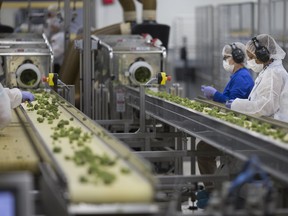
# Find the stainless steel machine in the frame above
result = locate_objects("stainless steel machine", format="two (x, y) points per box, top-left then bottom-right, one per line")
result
(0, 33), (161, 215)
(75, 34), (167, 120)
(1, 29), (287, 215)
(73, 33), (288, 216)
(0, 33), (53, 88)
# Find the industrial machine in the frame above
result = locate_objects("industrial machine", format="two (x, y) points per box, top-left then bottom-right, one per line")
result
(1, 27), (288, 215)
(0, 33), (75, 104)
(0, 33), (160, 215)
(0, 33), (53, 88)
(74, 33), (288, 215)
(75, 34), (167, 121)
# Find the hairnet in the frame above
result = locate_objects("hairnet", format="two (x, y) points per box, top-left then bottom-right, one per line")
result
(221, 42), (247, 63)
(47, 4), (58, 17)
(246, 34), (286, 60)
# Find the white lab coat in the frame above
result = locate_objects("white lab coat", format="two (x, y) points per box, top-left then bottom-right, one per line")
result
(274, 81), (288, 122)
(231, 60), (288, 122)
(0, 84), (12, 129)
(0, 84), (22, 129)
(5, 88), (22, 109)
(51, 31), (65, 65)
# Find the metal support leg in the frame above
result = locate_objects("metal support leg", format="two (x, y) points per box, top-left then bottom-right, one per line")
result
(139, 85), (146, 133)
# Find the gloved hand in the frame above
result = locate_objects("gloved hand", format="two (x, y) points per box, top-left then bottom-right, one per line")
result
(225, 99), (234, 109)
(21, 91), (35, 102)
(201, 85), (217, 99)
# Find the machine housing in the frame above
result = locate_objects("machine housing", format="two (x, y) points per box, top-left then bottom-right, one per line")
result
(76, 34), (167, 120)
(0, 33), (53, 89)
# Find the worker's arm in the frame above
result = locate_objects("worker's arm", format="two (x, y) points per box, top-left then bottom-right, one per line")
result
(0, 83), (12, 129)
(4, 88), (22, 109)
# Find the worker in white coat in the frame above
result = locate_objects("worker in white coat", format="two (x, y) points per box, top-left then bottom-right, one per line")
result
(226, 34), (288, 123)
(44, 4), (64, 74)
(50, 17), (64, 73)
(47, 14), (64, 74)
(0, 83), (34, 129)
(44, 4), (58, 40)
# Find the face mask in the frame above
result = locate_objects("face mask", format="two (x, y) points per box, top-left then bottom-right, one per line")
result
(223, 60), (234, 73)
(247, 59), (264, 73)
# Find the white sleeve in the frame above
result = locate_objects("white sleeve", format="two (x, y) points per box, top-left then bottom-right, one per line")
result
(231, 68), (282, 117)
(274, 78), (288, 123)
(4, 88), (22, 109)
(51, 32), (64, 64)
(0, 84), (12, 129)
(231, 98), (266, 117)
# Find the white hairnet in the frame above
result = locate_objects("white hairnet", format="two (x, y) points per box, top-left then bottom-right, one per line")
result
(47, 4), (58, 16)
(221, 42), (247, 63)
(246, 34), (286, 60)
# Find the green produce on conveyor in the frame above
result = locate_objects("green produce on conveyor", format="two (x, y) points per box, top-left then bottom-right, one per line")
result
(146, 90), (288, 143)
(26, 91), (130, 186)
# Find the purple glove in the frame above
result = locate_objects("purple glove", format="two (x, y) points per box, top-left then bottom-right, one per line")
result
(201, 85), (217, 99)
(21, 91), (35, 102)
(225, 99), (234, 109)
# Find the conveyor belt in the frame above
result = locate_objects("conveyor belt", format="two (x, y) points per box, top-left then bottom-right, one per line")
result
(126, 86), (288, 184)
(19, 90), (156, 204)
(195, 96), (288, 129)
(0, 108), (39, 173)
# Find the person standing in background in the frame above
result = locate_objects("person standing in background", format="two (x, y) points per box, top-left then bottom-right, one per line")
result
(49, 18), (65, 74)
(45, 4), (59, 39)
(44, 4), (64, 74)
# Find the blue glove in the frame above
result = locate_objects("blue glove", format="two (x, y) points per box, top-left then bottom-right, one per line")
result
(21, 91), (35, 102)
(225, 99), (234, 109)
(201, 85), (217, 99)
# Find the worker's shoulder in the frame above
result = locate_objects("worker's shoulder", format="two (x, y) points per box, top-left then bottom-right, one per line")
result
(235, 67), (252, 77)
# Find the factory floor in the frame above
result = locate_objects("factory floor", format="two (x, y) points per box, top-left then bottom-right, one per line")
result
(181, 203), (205, 214)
